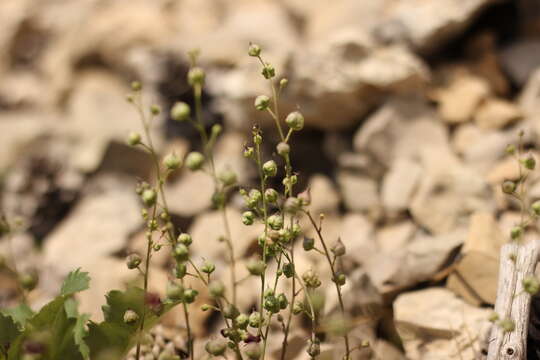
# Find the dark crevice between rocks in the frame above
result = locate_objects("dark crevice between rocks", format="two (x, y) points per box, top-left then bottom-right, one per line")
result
(9, 19), (49, 70)
(528, 293), (540, 359)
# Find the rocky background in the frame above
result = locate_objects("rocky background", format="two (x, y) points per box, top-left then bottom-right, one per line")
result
(1, 0), (540, 359)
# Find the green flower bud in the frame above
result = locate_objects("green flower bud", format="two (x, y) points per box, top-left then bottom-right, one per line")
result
(212, 190), (226, 209)
(246, 258), (266, 276)
(244, 342), (262, 360)
(249, 311), (262, 328)
(532, 201), (540, 216)
(235, 313), (249, 329)
(277, 293), (288, 310)
(205, 338), (227, 356)
(248, 189), (262, 206)
(264, 287), (275, 298)
(131, 81), (142, 91)
(209, 280), (225, 298)
(127, 132), (141, 146)
(253, 134), (262, 145)
(261, 63), (275, 79)
(524, 155), (536, 170)
(126, 253), (142, 269)
(262, 160), (277, 177)
(171, 102), (190, 121)
(153, 243), (162, 251)
(201, 260), (215, 274)
(303, 237), (315, 251)
(242, 211), (255, 226)
(506, 144), (516, 155)
(223, 304), (240, 319)
(211, 124), (222, 137)
(276, 142), (290, 157)
(150, 105), (161, 115)
(488, 312), (499, 323)
(183, 288), (198, 304)
(123, 309), (139, 324)
(302, 269), (321, 289)
(244, 147), (254, 158)
(502, 180), (517, 194)
(188, 67), (205, 86)
(248, 43), (261, 57)
(267, 214), (284, 230)
(264, 295), (280, 313)
(285, 111), (304, 131)
(523, 276), (540, 295)
(177, 233), (192, 246)
(291, 223), (301, 237)
(141, 189), (157, 207)
(147, 219), (158, 230)
(331, 239), (346, 257)
(264, 188), (278, 203)
(173, 243), (189, 262)
(201, 304), (210, 311)
(279, 78), (288, 88)
(510, 226), (523, 240)
(218, 169), (237, 186)
(19, 271), (38, 291)
(254, 95), (270, 111)
(185, 151), (205, 171)
(166, 282), (184, 300)
(163, 153), (181, 170)
(174, 262), (187, 279)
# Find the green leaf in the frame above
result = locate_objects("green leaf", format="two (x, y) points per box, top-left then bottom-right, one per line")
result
(0, 313), (20, 354)
(0, 304), (33, 329)
(74, 314), (90, 360)
(60, 268), (90, 297)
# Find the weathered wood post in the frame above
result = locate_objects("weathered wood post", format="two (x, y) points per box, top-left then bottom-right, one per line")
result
(487, 240), (540, 359)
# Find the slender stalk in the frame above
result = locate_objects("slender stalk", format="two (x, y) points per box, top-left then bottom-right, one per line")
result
(305, 210), (351, 358)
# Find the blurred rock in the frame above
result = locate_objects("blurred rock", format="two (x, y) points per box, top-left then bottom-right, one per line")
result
(394, 287), (491, 360)
(307, 174), (340, 216)
(376, 220), (416, 253)
(165, 171), (214, 217)
(474, 97), (522, 130)
(337, 172), (379, 213)
(434, 73), (490, 124)
(500, 40), (540, 86)
(43, 175), (140, 273)
(381, 158), (422, 213)
(446, 212), (504, 305)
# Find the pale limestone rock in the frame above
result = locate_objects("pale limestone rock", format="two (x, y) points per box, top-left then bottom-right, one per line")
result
(307, 174), (341, 216)
(474, 98), (522, 130)
(337, 172), (379, 212)
(376, 220), (416, 253)
(394, 287), (491, 360)
(434, 74), (490, 124)
(165, 171), (214, 217)
(381, 158), (422, 213)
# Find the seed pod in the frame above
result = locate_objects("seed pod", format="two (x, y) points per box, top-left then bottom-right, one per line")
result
(244, 342), (262, 360)
(264, 295), (280, 314)
(173, 244), (189, 262)
(280, 78), (288, 88)
(254, 95), (270, 111)
(276, 142), (290, 157)
(264, 188), (278, 203)
(506, 144), (516, 155)
(131, 81), (142, 91)
(150, 105), (161, 115)
(249, 311), (262, 328)
(174, 262), (187, 279)
(166, 282), (184, 301)
(267, 214), (284, 230)
(163, 153), (181, 170)
(126, 253), (142, 269)
(510, 226), (523, 240)
(170, 101), (190, 121)
(262, 160), (278, 177)
(235, 313), (249, 329)
(183, 288), (198, 304)
(282, 263), (294, 278)
(185, 152), (205, 171)
(302, 269), (321, 289)
(331, 239), (346, 257)
(246, 258), (266, 276)
(218, 169), (237, 186)
(277, 293), (289, 310)
(141, 189), (157, 207)
(303, 237), (315, 251)
(209, 280), (225, 298)
(177, 233), (192, 246)
(223, 304), (240, 319)
(19, 271), (38, 291)
(532, 201), (540, 216)
(127, 132), (141, 146)
(307, 339), (320, 357)
(261, 63), (275, 79)
(205, 338), (227, 356)
(524, 155), (536, 170)
(123, 309), (139, 324)
(333, 273), (346, 286)
(502, 180), (517, 194)
(188, 67), (205, 86)
(248, 43), (261, 57)
(201, 260), (216, 274)
(244, 147), (254, 158)
(292, 302), (303, 315)
(285, 111), (305, 131)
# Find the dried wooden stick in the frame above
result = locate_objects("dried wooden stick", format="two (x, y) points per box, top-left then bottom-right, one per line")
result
(487, 240), (540, 359)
